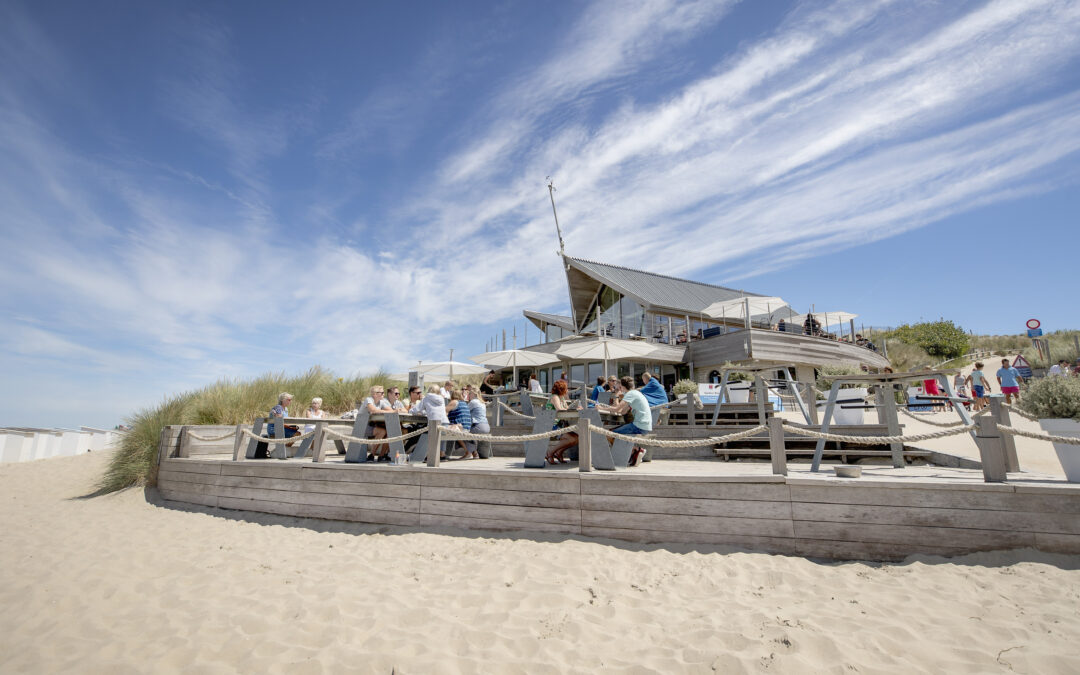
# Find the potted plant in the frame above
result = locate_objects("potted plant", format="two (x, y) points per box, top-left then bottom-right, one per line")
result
(717, 363), (753, 403)
(816, 365), (867, 425)
(1017, 376), (1080, 482)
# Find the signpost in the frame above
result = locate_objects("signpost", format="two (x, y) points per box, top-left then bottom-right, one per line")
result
(1012, 354), (1034, 380)
(1026, 318), (1043, 338)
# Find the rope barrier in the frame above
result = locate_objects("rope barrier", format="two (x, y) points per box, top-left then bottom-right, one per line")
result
(323, 426), (430, 446)
(586, 424), (768, 448)
(898, 406), (988, 427)
(1002, 404), (1041, 422)
(998, 425), (1080, 445)
(240, 428), (318, 444)
(186, 430), (237, 442)
(497, 400), (536, 420)
(440, 426), (569, 443)
(780, 422), (974, 445)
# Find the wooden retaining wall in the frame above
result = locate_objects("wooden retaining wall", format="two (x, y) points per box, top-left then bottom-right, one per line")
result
(156, 458), (1080, 561)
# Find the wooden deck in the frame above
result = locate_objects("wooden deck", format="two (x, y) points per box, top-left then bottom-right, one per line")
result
(155, 429), (1080, 561)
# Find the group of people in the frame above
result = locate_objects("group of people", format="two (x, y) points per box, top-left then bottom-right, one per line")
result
(774, 317), (878, 352)
(541, 372), (665, 467)
(265, 381), (491, 463)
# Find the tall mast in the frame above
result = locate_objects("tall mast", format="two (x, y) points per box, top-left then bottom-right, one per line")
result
(546, 177), (565, 255)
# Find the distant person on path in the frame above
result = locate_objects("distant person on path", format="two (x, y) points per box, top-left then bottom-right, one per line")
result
(996, 358), (1024, 405)
(965, 362), (992, 411)
(1049, 360), (1069, 377)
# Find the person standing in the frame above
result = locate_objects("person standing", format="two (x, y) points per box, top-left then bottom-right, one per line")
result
(996, 358), (1024, 405)
(966, 362), (993, 411)
(529, 373), (543, 394)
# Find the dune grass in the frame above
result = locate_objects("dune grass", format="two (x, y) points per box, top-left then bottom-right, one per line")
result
(99, 367), (403, 493)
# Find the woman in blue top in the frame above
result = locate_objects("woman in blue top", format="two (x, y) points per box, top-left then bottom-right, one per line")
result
(462, 387), (490, 459)
(965, 362), (993, 411)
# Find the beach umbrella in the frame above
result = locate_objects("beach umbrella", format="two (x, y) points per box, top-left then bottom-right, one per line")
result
(410, 361), (490, 378)
(789, 311), (858, 337)
(555, 337), (661, 378)
(470, 349), (560, 389)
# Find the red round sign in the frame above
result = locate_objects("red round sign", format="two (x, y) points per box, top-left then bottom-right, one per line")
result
(1026, 319), (1040, 329)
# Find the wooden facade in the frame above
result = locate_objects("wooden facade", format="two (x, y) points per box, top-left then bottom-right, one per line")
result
(156, 433), (1080, 562)
(688, 328), (891, 378)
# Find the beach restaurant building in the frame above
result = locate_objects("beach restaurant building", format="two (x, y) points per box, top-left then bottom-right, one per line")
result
(517, 255), (890, 391)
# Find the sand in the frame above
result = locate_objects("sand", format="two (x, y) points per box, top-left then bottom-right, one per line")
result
(2, 451), (1079, 674)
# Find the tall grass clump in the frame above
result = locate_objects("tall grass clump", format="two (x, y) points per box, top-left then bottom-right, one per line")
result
(884, 340), (932, 372)
(99, 366), (401, 493)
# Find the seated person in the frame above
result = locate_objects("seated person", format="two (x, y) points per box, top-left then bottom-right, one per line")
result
(268, 392), (301, 440)
(545, 379), (581, 465)
(462, 387), (490, 459)
(304, 396), (325, 433)
(401, 386), (426, 453)
(598, 376), (652, 466)
(445, 390), (472, 458)
(361, 386), (394, 461)
(412, 385), (450, 460)
(639, 372), (668, 407)
(590, 376), (605, 402)
(439, 380), (456, 400)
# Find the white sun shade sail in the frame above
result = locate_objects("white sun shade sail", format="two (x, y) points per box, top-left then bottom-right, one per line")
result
(702, 296), (790, 321)
(554, 337), (662, 363)
(789, 311), (859, 326)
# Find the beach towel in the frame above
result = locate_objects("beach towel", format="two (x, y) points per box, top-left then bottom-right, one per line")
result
(640, 378), (668, 407)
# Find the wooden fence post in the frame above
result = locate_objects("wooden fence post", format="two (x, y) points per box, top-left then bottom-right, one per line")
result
(974, 416), (1008, 483)
(178, 427), (190, 458)
(754, 375), (768, 426)
(426, 420), (440, 468)
(988, 397), (1020, 472)
(805, 383), (819, 425)
(312, 421), (326, 463)
(578, 416), (592, 473)
(231, 424), (244, 461)
(768, 416), (787, 476)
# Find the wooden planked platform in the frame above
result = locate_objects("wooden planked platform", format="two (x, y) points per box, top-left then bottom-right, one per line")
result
(156, 450), (1080, 561)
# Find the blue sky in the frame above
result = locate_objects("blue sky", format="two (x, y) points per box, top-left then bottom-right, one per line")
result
(2, 0), (1078, 430)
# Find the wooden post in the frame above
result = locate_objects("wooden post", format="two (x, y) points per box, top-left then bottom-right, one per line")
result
(768, 416), (787, 476)
(312, 421), (327, 463)
(493, 395), (504, 427)
(577, 416), (591, 473)
(271, 416), (287, 460)
(988, 397), (1020, 472)
(426, 420), (440, 468)
(684, 394), (696, 426)
(882, 383), (904, 469)
(178, 427), (190, 458)
(754, 374), (768, 426)
(231, 424), (244, 461)
(805, 382), (819, 425)
(975, 416), (1008, 482)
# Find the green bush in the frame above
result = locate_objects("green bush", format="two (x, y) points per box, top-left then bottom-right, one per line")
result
(885, 320), (969, 359)
(672, 379), (698, 396)
(1017, 376), (1080, 421)
(99, 366), (400, 493)
(718, 362), (753, 382)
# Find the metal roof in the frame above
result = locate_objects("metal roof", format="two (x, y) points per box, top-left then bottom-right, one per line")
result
(564, 256), (764, 327)
(523, 310), (575, 332)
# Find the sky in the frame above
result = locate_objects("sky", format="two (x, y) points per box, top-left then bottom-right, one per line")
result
(1, 0), (1078, 430)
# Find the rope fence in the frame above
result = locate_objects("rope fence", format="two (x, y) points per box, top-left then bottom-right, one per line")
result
(187, 430), (238, 442)
(899, 406), (990, 426)
(998, 425), (1080, 446)
(239, 428), (318, 444)
(587, 424), (767, 447)
(780, 422), (975, 445)
(323, 426), (430, 446)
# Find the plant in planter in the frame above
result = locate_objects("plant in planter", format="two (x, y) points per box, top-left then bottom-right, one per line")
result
(1017, 376), (1080, 482)
(717, 363), (753, 403)
(672, 379), (698, 397)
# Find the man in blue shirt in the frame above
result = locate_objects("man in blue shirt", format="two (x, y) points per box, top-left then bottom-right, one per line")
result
(996, 358), (1024, 405)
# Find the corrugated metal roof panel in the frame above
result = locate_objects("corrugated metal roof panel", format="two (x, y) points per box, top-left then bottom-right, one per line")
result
(565, 257), (763, 315)
(523, 310), (575, 331)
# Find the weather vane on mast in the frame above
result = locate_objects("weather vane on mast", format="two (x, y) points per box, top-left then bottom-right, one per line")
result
(546, 177), (565, 256)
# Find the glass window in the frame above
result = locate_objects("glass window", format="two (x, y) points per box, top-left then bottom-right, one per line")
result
(616, 361), (630, 379)
(570, 364), (585, 388)
(587, 362), (603, 385)
(618, 295), (644, 339)
(552, 366), (563, 383)
(539, 369), (549, 391)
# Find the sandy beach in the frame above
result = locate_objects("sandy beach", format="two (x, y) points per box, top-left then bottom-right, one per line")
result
(1, 450), (1078, 673)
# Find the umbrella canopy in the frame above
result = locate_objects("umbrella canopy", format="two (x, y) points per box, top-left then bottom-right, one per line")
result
(410, 361), (490, 378)
(555, 338), (660, 362)
(470, 350), (560, 369)
(702, 296), (790, 321)
(470, 349), (560, 390)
